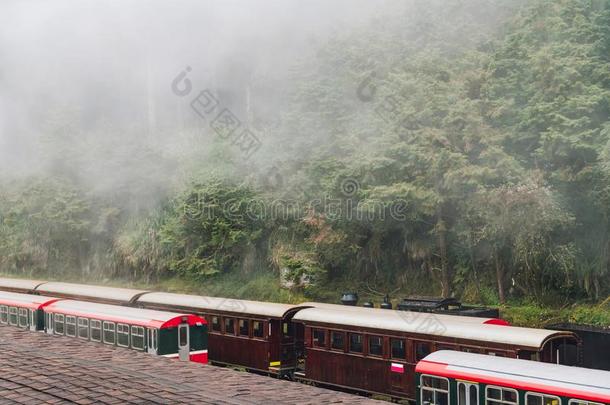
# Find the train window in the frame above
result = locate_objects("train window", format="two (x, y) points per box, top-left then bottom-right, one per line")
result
(283, 322), (293, 336)
(331, 331), (345, 350)
(0, 305), (7, 324)
(421, 375), (449, 405)
(349, 333), (363, 353)
(90, 320), (102, 342)
(313, 329), (326, 348)
(78, 318), (89, 340)
(18, 308), (28, 327)
(525, 393), (561, 405)
(54, 314), (65, 334)
(131, 326), (145, 350)
(103, 321), (116, 344)
(391, 338), (405, 359)
(252, 321), (264, 338)
(9, 307), (18, 325)
(368, 336), (383, 357)
(66, 316), (77, 337)
(211, 316), (221, 332)
(239, 319), (249, 336)
(486, 386), (518, 405)
(117, 323), (129, 347)
(415, 341), (431, 361)
(462, 346), (480, 353)
(569, 400), (604, 405)
(224, 317), (235, 335)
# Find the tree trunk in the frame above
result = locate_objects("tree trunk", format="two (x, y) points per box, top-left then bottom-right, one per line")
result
(437, 215), (451, 298)
(495, 251), (506, 304)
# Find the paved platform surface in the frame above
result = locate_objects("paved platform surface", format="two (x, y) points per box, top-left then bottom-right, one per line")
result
(0, 325), (381, 404)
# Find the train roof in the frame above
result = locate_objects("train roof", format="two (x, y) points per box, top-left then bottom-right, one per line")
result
(300, 302), (509, 325)
(0, 291), (59, 310)
(137, 292), (309, 319)
(0, 277), (46, 293)
(44, 299), (206, 329)
(35, 282), (148, 304)
(417, 350), (610, 402)
(292, 307), (571, 349)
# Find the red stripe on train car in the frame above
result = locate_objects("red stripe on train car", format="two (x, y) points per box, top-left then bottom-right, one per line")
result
(190, 351), (208, 364)
(483, 319), (510, 326)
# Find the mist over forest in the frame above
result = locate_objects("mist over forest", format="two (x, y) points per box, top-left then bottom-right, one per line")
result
(1, 0), (609, 315)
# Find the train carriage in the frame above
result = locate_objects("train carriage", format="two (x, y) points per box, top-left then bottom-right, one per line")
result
(0, 277), (46, 294)
(43, 299), (209, 363)
(292, 307), (579, 401)
(301, 302), (511, 325)
(135, 292), (310, 375)
(0, 291), (59, 331)
(34, 281), (148, 305)
(415, 351), (610, 405)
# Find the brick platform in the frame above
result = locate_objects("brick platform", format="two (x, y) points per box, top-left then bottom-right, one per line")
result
(0, 325), (381, 404)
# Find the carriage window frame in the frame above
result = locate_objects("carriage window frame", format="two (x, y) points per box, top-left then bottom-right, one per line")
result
(349, 333), (363, 354)
(0, 305), (7, 324)
(77, 317), (89, 340)
(18, 308), (28, 327)
(224, 317), (236, 335)
(103, 321), (116, 344)
(525, 392), (561, 405)
(90, 319), (102, 342)
(211, 316), (221, 332)
(368, 335), (383, 357)
(330, 331), (345, 351)
(239, 319), (250, 337)
(420, 374), (449, 405)
(568, 400), (604, 405)
(486, 385), (518, 405)
(415, 341), (431, 361)
(54, 313), (65, 335)
(252, 320), (264, 338)
(391, 338), (406, 359)
(313, 329), (327, 348)
(131, 326), (145, 350)
(9, 307), (18, 326)
(65, 315), (77, 337)
(117, 323), (130, 347)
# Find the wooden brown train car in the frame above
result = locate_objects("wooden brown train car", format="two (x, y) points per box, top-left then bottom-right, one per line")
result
(292, 306), (579, 401)
(135, 292), (310, 376)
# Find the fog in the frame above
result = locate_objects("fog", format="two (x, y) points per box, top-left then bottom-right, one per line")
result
(0, 0), (394, 184)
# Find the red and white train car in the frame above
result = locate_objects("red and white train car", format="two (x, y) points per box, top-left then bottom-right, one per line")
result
(43, 300), (209, 363)
(415, 350), (610, 405)
(0, 291), (58, 331)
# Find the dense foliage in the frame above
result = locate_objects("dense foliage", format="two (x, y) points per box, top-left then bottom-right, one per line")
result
(1, 0), (608, 307)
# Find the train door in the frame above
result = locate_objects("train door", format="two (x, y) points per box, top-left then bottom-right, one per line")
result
(178, 323), (190, 361)
(28, 309), (36, 331)
(45, 312), (53, 334)
(147, 328), (158, 355)
(458, 382), (479, 405)
(280, 320), (295, 369)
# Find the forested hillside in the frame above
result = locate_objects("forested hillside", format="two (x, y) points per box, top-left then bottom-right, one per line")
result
(1, 0), (609, 312)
